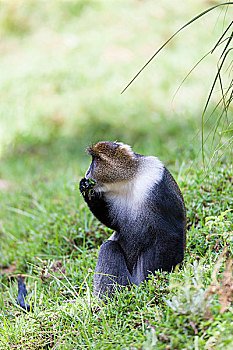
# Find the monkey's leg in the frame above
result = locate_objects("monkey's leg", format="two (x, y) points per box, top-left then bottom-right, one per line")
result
(155, 236), (184, 272)
(131, 236), (184, 286)
(93, 240), (132, 299)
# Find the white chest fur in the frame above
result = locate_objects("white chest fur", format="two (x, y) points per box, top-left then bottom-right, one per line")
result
(100, 156), (164, 220)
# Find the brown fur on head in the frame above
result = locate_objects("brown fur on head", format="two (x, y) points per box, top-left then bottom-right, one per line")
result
(85, 141), (139, 184)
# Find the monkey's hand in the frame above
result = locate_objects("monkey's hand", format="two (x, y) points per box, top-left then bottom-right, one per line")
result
(79, 178), (96, 200)
(79, 178), (116, 230)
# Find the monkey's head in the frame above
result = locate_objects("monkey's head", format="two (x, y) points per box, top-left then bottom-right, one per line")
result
(85, 141), (139, 184)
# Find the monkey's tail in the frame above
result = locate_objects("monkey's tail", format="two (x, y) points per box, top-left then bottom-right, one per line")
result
(17, 276), (34, 312)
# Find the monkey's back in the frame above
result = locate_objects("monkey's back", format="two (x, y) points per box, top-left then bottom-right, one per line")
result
(106, 159), (186, 274)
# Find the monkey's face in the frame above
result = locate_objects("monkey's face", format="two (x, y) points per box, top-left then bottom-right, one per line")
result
(85, 141), (139, 184)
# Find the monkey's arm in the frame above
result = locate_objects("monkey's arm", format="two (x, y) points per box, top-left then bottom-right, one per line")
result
(79, 178), (118, 230)
(147, 173), (186, 271)
(152, 168), (186, 234)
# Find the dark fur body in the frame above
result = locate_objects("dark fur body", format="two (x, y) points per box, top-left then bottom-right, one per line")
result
(17, 141), (186, 309)
(80, 141), (186, 298)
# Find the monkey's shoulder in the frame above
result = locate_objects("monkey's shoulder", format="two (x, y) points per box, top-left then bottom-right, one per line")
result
(136, 156), (183, 203)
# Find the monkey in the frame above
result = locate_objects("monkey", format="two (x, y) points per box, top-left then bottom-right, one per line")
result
(17, 140), (186, 309)
(79, 141), (186, 299)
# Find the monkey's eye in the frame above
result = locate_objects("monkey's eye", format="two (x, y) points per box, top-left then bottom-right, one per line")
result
(95, 156), (102, 164)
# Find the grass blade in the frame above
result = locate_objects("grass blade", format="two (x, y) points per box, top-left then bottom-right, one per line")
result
(121, 2), (233, 94)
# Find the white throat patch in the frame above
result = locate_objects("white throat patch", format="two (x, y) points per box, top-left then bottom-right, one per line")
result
(100, 156), (164, 220)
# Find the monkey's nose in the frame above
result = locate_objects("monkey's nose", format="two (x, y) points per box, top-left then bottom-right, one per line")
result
(85, 169), (92, 179)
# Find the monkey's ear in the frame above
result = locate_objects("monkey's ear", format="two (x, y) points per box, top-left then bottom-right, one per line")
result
(117, 143), (135, 160)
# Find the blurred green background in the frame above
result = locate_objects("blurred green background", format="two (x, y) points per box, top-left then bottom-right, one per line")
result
(0, 0), (232, 264)
(0, 0), (232, 178)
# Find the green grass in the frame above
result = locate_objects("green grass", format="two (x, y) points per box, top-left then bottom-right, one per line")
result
(0, 1), (232, 349)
